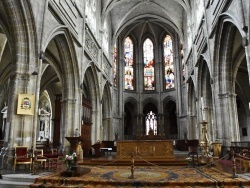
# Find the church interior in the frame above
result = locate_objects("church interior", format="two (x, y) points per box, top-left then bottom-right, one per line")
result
(0, 0), (250, 187)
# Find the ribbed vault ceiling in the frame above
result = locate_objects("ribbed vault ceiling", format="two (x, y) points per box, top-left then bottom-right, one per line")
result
(102, 0), (190, 40)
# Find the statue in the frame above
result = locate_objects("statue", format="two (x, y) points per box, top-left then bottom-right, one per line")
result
(1, 102), (8, 139)
(38, 101), (51, 116)
(39, 107), (50, 116)
(73, 128), (80, 137)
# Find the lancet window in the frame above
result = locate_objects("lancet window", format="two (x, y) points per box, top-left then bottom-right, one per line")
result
(113, 44), (117, 87)
(145, 111), (157, 135)
(163, 35), (174, 89)
(143, 38), (155, 91)
(124, 37), (134, 90)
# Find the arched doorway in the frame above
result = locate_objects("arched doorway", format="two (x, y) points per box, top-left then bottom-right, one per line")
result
(163, 100), (178, 139)
(124, 102), (135, 140)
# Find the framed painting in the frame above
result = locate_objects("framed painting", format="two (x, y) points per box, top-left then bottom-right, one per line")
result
(17, 94), (35, 115)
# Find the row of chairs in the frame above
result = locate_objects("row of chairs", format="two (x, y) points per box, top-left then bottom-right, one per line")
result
(13, 146), (63, 172)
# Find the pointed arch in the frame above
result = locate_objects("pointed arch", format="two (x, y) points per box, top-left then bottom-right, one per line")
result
(101, 82), (112, 140)
(83, 64), (101, 144)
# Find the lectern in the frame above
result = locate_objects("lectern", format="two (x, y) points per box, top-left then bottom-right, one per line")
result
(65, 137), (81, 156)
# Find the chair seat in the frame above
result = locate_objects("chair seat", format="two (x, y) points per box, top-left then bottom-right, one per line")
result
(44, 154), (62, 158)
(16, 158), (32, 163)
(37, 156), (47, 160)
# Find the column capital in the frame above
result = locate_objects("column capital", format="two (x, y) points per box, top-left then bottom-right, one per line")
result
(9, 72), (30, 81)
(61, 98), (77, 104)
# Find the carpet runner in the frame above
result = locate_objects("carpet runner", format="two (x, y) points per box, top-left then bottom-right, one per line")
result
(30, 165), (250, 188)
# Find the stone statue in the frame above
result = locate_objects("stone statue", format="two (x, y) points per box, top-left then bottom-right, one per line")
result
(38, 101), (51, 116)
(1, 102), (8, 139)
(74, 128), (80, 137)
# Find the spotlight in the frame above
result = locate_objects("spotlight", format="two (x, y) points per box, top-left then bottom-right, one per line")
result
(31, 71), (38, 75)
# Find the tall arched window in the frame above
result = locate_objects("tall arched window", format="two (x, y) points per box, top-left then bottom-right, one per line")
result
(145, 111), (157, 135)
(143, 38), (155, 90)
(163, 35), (174, 89)
(124, 37), (134, 90)
(113, 43), (117, 87)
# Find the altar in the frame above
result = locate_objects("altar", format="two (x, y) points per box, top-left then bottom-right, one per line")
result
(116, 140), (174, 159)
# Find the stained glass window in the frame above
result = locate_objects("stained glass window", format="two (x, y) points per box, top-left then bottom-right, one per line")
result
(145, 111), (157, 135)
(163, 35), (174, 89)
(181, 45), (185, 83)
(113, 44), (117, 87)
(124, 37), (134, 90)
(143, 38), (155, 90)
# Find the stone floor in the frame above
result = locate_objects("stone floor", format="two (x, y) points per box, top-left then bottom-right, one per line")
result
(0, 150), (250, 188)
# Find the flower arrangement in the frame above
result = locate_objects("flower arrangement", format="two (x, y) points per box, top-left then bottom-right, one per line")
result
(65, 152), (77, 170)
(185, 156), (193, 167)
(185, 156), (192, 161)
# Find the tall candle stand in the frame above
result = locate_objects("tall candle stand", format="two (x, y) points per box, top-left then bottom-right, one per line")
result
(199, 120), (213, 165)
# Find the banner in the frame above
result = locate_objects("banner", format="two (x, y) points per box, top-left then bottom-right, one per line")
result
(17, 94), (35, 115)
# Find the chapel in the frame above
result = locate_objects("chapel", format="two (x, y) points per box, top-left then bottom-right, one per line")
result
(0, 0), (249, 171)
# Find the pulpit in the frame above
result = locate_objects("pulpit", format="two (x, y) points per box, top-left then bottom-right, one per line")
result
(65, 137), (82, 157)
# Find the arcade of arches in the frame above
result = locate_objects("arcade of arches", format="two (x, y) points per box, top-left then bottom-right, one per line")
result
(0, 0), (250, 168)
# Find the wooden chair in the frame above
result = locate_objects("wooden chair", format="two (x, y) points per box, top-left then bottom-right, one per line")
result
(188, 146), (199, 167)
(13, 146), (32, 172)
(47, 148), (57, 169)
(51, 148), (57, 154)
(34, 149), (47, 169)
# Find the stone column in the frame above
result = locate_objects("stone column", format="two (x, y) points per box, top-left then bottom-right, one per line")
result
(5, 72), (37, 170)
(60, 98), (77, 150)
(136, 114), (144, 138)
(164, 113), (170, 138)
(102, 117), (110, 141)
(7, 73), (35, 148)
(189, 115), (197, 139)
(158, 113), (165, 137)
(214, 93), (240, 146)
(203, 107), (214, 142)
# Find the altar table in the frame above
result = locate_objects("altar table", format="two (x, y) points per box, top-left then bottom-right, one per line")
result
(116, 140), (174, 159)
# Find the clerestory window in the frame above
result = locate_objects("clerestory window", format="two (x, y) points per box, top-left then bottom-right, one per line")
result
(113, 43), (117, 87)
(143, 38), (155, 91)
(163, 35), (174, 89)
(124, 37), (134, 90)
